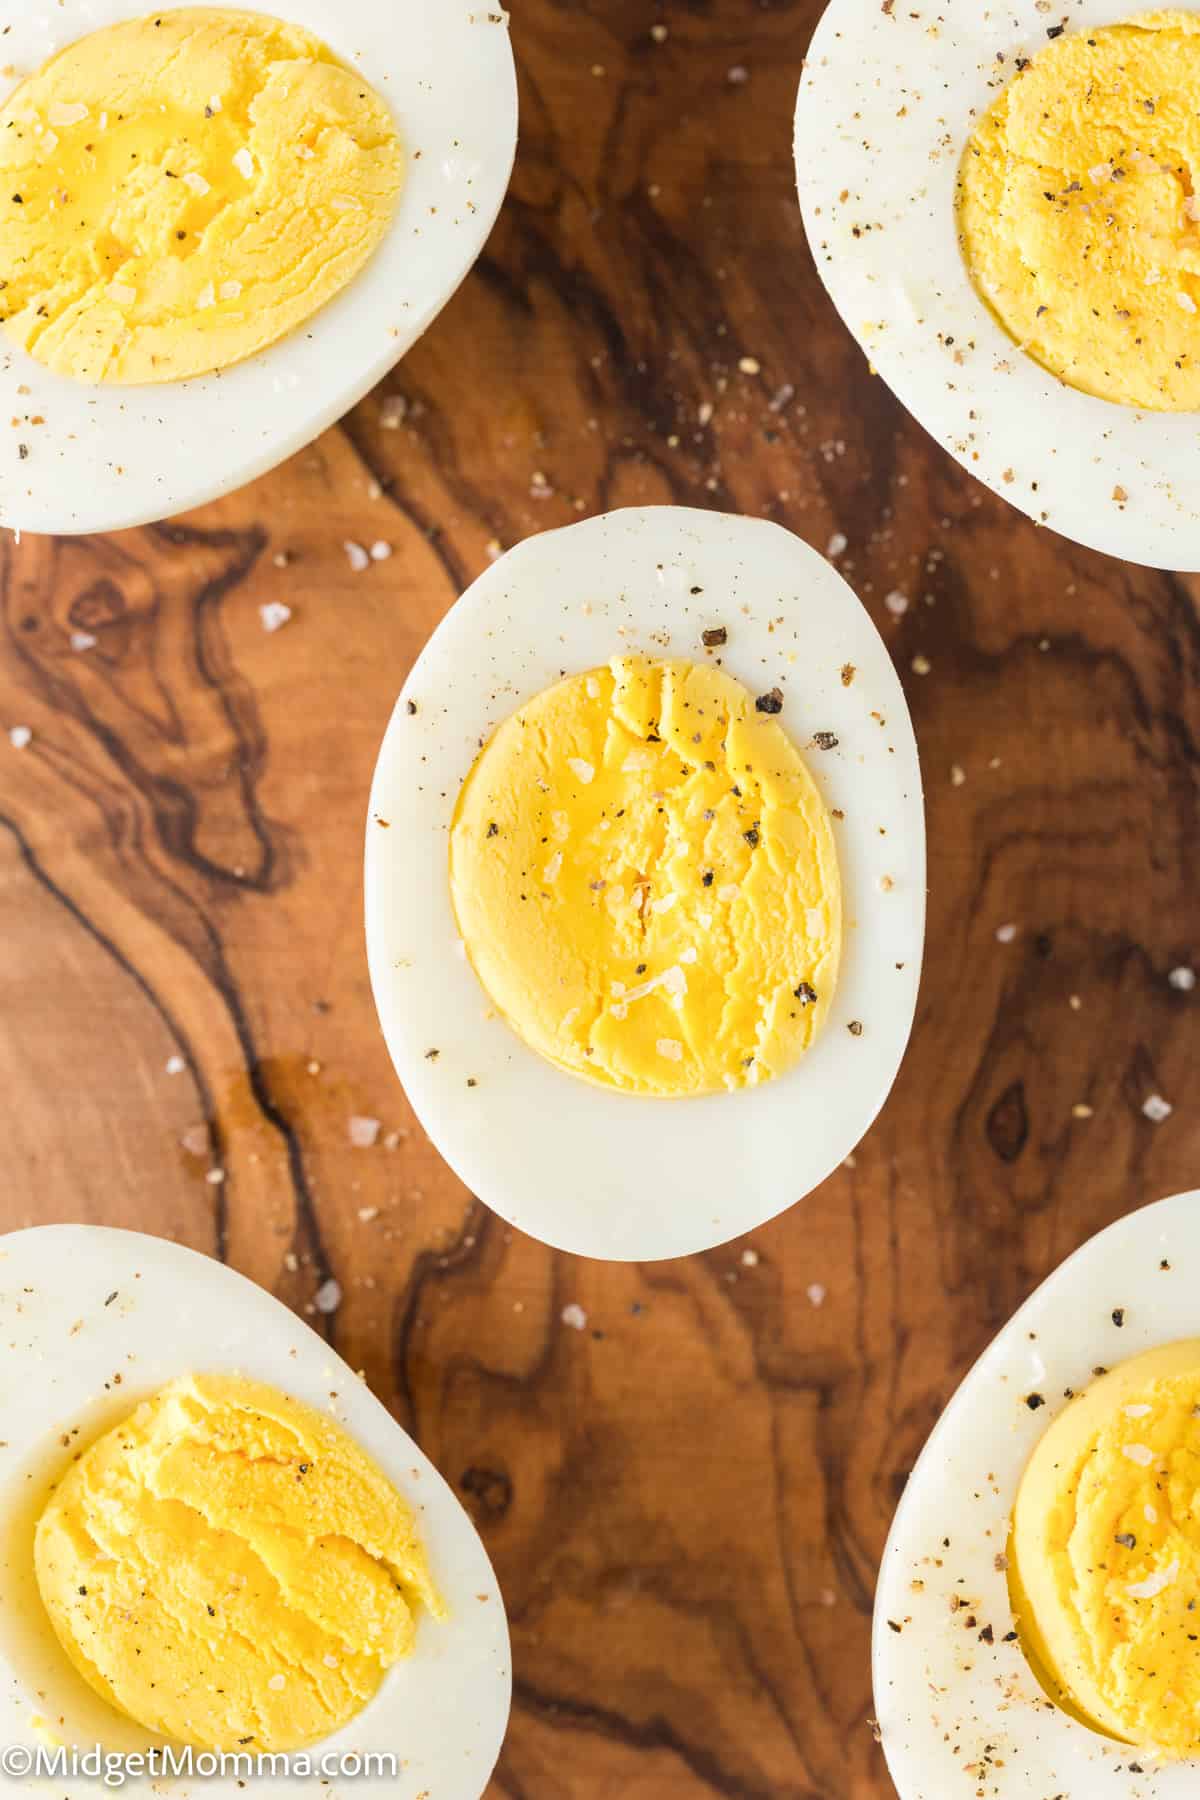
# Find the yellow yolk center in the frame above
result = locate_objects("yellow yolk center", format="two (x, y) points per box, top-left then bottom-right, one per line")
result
(34, 1374), (442, 1751)
(958, 11), (1200, 409)
(1010, 1340), (1200, 1757)
(449, 655), (842, 1097)
(0, 8), (404, 384)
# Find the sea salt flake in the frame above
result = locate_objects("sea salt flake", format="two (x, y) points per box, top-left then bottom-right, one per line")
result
(562, 1303), (588, 1330)
(543, 852), (563, 883)
(567, 758), (595, 784)
(48, 102), (88, 127)
(314, 1278), (342, 1315)
(70, 630), (97, 652)
(656, 1037), (684, 1061)
(995, 922), (1017, 944)
(1178, 291), (1199, 314)
(1123, 1443), (1154, 1466)
(1128, 1559), (1179, 1600)
(807, 1283), (827, 1308)
(108, 282), (136, 305)
(653, 892), (678, 914)
(1124, 1404), (1152, 1418)
(622, 749), (655, 772)
(1168, 966), (1195, 991)
(1143, 1093), (1173, 1123)
(219, 280), (242, 301)
(370, 540), (392, 562)
(268, 1674), (287, 1691)
(259, 601), (291, 633)
(718, 883), (740, 904)
(680, 947), (698, 964)
(741, 1248), (759, 1266)
(344, 540), (370, 572)
(233, 147), (254, 179)
(8, 726), (31, 750)
(197, 282), (216, 309)
(165, 1055), (185, 1076)
(827, 532), (848, 558)
(585, 676), (601, 698)
(380, 394), (408, 429)
(348, 1116), (381, 1148)
(183, 172), (211, 196)
(885, 590), (910, 616)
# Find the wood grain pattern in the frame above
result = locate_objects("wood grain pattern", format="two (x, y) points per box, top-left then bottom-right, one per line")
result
(2, 4), (1198, 1795)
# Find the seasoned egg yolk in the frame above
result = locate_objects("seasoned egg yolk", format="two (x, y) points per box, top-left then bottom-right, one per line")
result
(958, 11), (1200, 410)
(449, 655), (842, 1097)
(34, 1374), (442, 1751)
(1010, 1341), (1200, 1757)
(0, 8), (403, 384)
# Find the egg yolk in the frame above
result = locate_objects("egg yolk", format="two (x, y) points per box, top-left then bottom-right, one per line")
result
(0, 8), (403, 384)
(34, 1374), (442, 1751)
(1009, 1340), (1200, 1757)
(449, 655), (842, 1097)
(958, 11), (1200, 410)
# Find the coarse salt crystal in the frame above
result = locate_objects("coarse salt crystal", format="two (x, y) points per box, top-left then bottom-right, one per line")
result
(1179, 292), (1199, 314)
(585, 675), (601, 698)
(259, 601), (292, 633)
(349, 1116), (380, 1148)
(268, 1674), (287, 1691)
(233, 147), (254, 179)
(380, 394), (408, 429)
(718, 883), (739, 904)
(544, 852), (563, 883)
(48, 101), (88, 127)
(680, 947), (698, 964)
(206, 1168), (225, 1186)
(562, 1303), (588, 1330)
(357, 1206), (379, 1223)
(567, 758), (594, 784)
(742, 1248), (759, 1267)
(1143, 1093), (1173, 1123)
(344, 541), (370, 572)
(884, 590), (909, 616)
(70, 630), (97, 652)
(323, 1655), (338, 1669)
(370, 540), (392, 562)
(911, 654), (931, 675)
(1123, 1443), (1154, 1466)
(197, 282), (216, 309)
(653, 892), (678, 913)
(1127, 1559), (1179, 1600)
(807, 1283), (827, 1308)
(739, 356), (761, 375)
(1124, 1404), (1152, 1418)
(1146, 1504), (1159, 1523)
(8, 726), (31, 750)
(219, 280), (242, 301)
(827, 532), (848, 558)
(622, 749), (655, 772)
(1088, 162), (1113, 184)
(314, 1278), (342, 1314)
(208, 94), (223, 114)
(656, 1038), (684, 1061)
(1169, 966), (1195, 991)
(184, 172), (211, 196)
(108, 282), (136, 304)
(330, 195), (362, 212)
(996, 923), (1017, 944)
(165, 1055), (186, 1076)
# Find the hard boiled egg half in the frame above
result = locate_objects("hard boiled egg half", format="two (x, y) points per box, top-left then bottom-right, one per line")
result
(365, 506), (926, 1262)
(0, 1224), (510, 1799)
(795, 2), (1200, 569)
(874, 1189), (1200, 1796)
(0, 1), (516, 535)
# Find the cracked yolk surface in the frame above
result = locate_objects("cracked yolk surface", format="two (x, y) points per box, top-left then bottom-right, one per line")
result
(958, 11), (1200, 409)
(34, 1374), (442, 1750)
(1010, 1341), (1200, 1758)
(0, 8), (403, 384)
(449, 655), (842, 1098)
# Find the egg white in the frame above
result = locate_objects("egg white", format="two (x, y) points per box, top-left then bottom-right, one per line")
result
(0, 0), (517, 535)
(795, 0), (1200, 570)
(0, 1224), (510, 1800)
(365, 506), (926, 1263)
(874, 1189), (1200, 1797)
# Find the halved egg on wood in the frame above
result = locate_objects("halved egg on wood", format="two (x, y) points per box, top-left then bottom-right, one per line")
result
(795, 3), (1200, 569)
(0, 1), (517, 533)
(365, 506), (926, 1262)
(875, 1189), (1200, 1796)
(0, 1224), (510, 1798)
